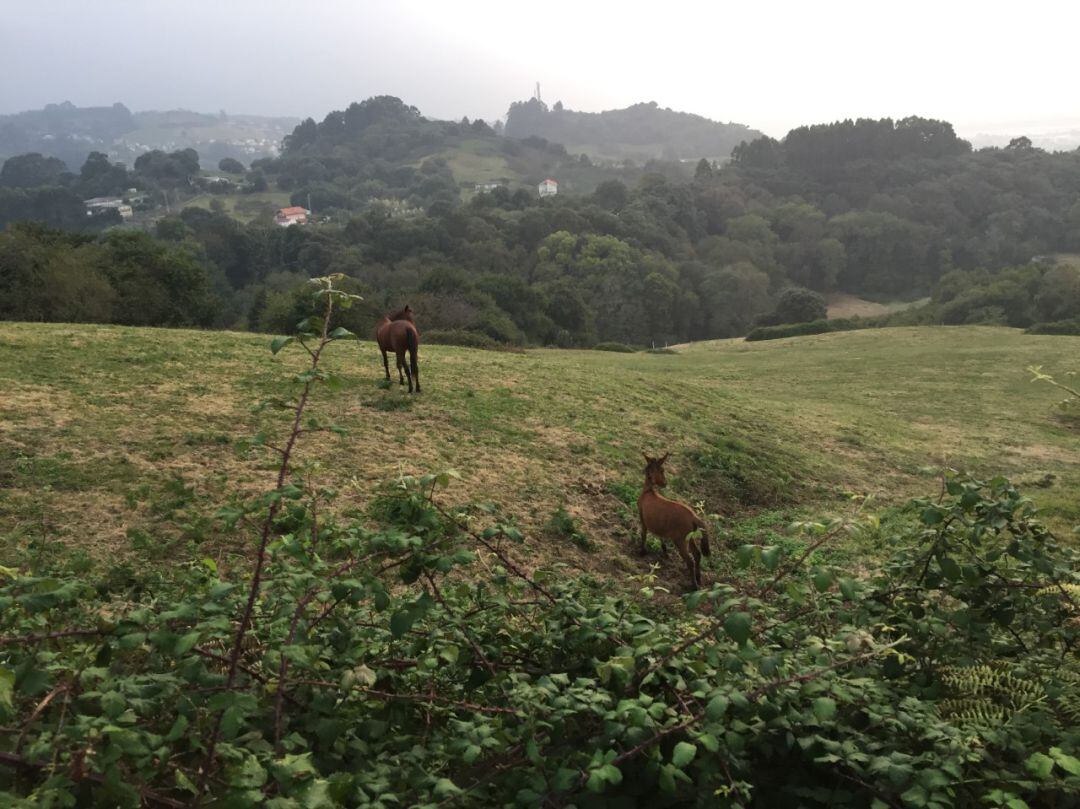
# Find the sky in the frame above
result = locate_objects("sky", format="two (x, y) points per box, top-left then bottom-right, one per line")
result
(3, 0), (1079, 140)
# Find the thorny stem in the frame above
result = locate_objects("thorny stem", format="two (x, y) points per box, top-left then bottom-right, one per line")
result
(195, 285), (337, 802)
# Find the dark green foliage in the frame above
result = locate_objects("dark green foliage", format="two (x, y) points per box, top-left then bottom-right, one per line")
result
(1026, 319), (1080, 335)
(422, 329), (501, 349)
(745, 317), (867, 341)
(0, 223), (217, 327)
(758, 286), (828, 326)
(218, 157), (245, 174)
(592, 341), (638, 352)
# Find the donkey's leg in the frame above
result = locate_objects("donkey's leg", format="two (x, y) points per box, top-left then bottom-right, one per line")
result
(381, 349), (391, 380)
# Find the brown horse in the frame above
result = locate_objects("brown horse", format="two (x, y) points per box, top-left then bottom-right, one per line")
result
(638, 452), (711, 589)
(375, 305), (421, 393)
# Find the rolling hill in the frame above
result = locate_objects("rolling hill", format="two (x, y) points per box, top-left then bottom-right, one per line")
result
(2, 323), (1076, 582)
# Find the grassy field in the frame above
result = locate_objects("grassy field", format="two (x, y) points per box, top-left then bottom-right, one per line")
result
(181, 190), (293, 222)
(1, 323), (1077, 586)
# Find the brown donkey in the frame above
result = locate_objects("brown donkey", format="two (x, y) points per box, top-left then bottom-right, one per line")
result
(638, 452), (711, 589)
(375, 305), (421, 393)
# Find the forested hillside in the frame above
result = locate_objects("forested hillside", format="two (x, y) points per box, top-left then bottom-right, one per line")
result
(504, 98), (762, 161)
(3, 100), (1080, 345)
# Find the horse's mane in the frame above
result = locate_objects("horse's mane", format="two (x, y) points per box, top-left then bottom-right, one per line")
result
(387, 306), (414, 323)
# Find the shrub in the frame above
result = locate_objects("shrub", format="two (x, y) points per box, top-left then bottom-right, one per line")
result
(592, 341), (638, 352)
(1026, 319), (1080, 335)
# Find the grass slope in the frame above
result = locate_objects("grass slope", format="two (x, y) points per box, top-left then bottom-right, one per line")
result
(1, 324), (1077, 586)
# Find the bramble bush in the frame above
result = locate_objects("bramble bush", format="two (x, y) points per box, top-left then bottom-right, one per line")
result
(2, 276), (1079, 808)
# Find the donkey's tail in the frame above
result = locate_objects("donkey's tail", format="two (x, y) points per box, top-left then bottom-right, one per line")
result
(696, 519), (711, 557)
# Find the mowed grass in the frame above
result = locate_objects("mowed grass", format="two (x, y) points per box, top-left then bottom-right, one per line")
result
(0, 324), (1077, 585)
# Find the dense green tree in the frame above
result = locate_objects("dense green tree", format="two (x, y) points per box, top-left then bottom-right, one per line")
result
(0, 153), (70, 188)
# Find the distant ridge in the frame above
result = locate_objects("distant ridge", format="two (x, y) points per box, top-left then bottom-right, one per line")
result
(504, 98), (762, 162)
(0, 101), (298, 169)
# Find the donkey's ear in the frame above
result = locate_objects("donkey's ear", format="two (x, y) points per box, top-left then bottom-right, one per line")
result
(660, 451), (671, 463)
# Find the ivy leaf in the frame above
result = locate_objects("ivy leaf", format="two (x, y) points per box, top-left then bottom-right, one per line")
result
(723, 612), (752, 646)
(671, 741), (697, 768)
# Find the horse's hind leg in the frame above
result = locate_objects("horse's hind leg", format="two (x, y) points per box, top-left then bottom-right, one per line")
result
(395, 351), (405, 385)
(399, 350), (413, 393)
(381, 349), (391, 380)
(674, 539), (698, 591)
(690, 540), (703, 589)
(410, 348), (420, 393)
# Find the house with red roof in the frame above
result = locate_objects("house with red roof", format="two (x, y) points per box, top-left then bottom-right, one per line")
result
(538, 178), (558, 197)
(274, 206), (309, 227)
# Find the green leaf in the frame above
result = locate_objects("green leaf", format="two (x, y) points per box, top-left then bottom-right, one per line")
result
(0, 666), (15, 717)
(761, 546), (781, 571)
(270, 336), (294, 355)
(174, 631), (200, 656)
(724, 612), (752, 646)
(812, 697), (837, 722)
(101, 690), (126, 719)
(671, 741), (696, 768)
(432, 778), (460, 798)
(1049, 747), (1080, 776)
(812, 569), (834, 592)
(938, 555), (961, 581)
(328, 327), (355, 340)
(920, 507), (944, 525)
(839, 578), (857, 600)
(389, 610), (416, 638)
(706, 694), (729, 720)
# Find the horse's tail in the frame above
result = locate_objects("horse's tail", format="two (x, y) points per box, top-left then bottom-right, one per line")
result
(406, 326), (419, 375)
(696, 519), (711, 557)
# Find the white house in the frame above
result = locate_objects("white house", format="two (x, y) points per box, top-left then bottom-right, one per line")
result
(474, 181), (503, 193)
(84, 197), (133, 220)
(538, 178), (558, 197)
(274, 206), (310, 227)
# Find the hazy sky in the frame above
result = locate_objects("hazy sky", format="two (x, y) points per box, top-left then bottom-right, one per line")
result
(3, 0), (1078, 138)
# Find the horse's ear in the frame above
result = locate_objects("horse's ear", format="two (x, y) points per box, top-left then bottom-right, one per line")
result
(642, 452), (652, 463)
(660, 452), (670, 463)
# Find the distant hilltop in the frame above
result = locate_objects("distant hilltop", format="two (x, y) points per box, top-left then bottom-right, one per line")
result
(504, 98), (763, 163)
(0, 101), (299, 170)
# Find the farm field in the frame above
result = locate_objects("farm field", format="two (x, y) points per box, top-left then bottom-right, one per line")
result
(1, 322), (1077, 582)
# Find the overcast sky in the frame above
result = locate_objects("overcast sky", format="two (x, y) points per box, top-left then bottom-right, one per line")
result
(3, 0), (1078, 139)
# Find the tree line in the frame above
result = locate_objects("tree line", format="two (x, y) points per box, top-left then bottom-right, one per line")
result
(2, 101), (1080, 343)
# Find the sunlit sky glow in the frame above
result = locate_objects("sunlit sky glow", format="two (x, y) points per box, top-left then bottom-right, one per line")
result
(3, 0), (1078, 140)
